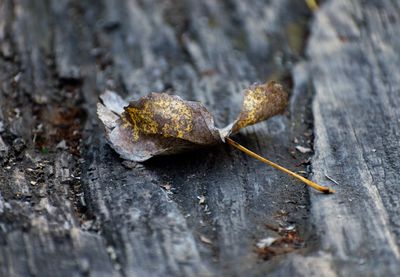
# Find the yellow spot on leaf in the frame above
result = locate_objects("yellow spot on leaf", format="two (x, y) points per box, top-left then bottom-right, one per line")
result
(123, 94), (194, 141)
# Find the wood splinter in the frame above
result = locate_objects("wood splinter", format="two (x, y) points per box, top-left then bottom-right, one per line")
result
(225, 137), (335, 194)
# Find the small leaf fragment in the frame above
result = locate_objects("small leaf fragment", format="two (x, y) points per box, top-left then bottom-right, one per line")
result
(295, 145), (312, 154)
(220, 82), (288, 138)
(230, 81), (288, 134)
(200, 235), (212, 245)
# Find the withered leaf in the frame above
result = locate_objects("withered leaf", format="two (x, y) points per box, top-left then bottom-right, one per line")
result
(97, 81), (288, 162)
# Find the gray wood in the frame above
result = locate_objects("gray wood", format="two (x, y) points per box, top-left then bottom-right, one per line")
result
(274, 0), (400, 276)
(313, 0), (400, 272)
(0, 0), (399, 276)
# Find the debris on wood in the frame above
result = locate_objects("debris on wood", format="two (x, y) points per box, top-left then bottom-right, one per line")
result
(295, 157), (311, 167)
(13, 72), (21, 83)
(197, 195), (206, 205)
(12, 138), (25, 153)
(106, 246), (117, 261)
(0, 135), (9, 161)
(275, 210), (289, 218)
(160, 183), (174, 195)
(324, 174), (340, 186)
(256, 224), (304, 260)
(296, 170), (308, 175)
(203, 204), (211, 214)
(56, 140), (68, 150)
(284, 225), (296, 231)
(160, 183), (172, 191)
(121, 160), (142, 169)
(256, 237), (278, 248)
(200, 235), (212, 245)
(295, 145), (312, 154)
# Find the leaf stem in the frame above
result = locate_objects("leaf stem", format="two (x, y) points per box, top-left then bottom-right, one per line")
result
(225, 137), (335, 194)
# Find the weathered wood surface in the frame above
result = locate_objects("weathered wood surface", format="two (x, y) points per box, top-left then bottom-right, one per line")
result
(305, 0), (400, 275)
(0, 0), (399, 276)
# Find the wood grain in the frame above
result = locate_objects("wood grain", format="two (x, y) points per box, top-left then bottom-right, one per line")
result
(1, 0), (399, 276)
(280, 0), (400, 275)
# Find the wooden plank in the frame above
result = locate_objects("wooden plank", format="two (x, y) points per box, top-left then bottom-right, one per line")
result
(0, 0), (119, 276)
(81, 1), (315, 276)
(279, 0), (400, 275)
(3, 0), (399, 276)
(0, 0), (316, 275)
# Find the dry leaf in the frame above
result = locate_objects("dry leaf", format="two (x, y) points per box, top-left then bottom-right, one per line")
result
(95, 82), (333, 194)
(97, 81), (288, 162)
